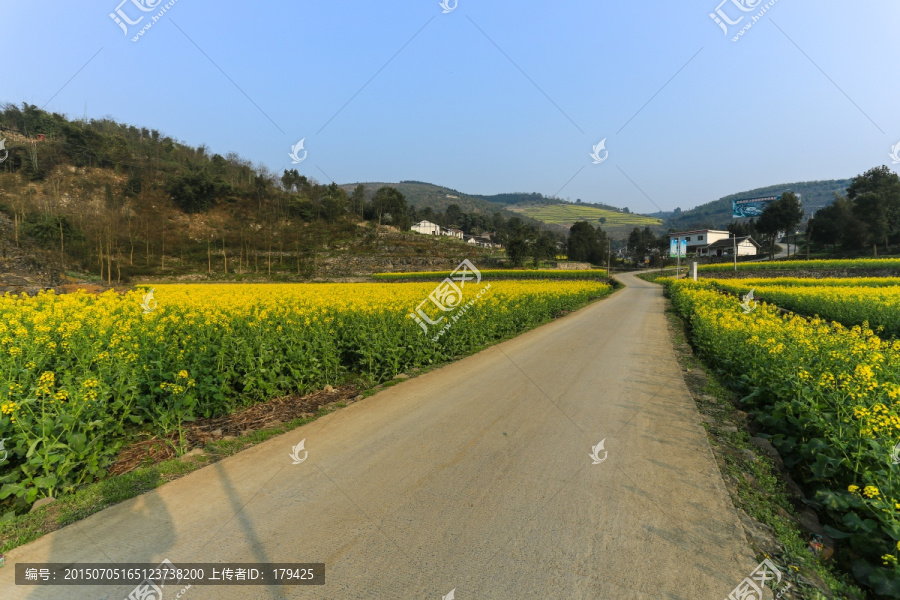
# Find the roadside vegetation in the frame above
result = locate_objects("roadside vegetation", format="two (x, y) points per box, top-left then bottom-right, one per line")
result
(373, 269), (608, 281)
(664, 277), (900, 597)
(665, 299), (863, 600)
(709, 278), (900, 338)
(699, 258), (900, 273)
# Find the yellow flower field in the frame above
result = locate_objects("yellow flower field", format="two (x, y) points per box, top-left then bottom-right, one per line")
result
(666, 279), (900, 592)
(0, 280), (610, 509)
(710, 278), (900, 337)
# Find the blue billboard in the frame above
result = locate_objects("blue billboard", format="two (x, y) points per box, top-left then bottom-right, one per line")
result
(669, 238), (687, 258)
(733, 195), (779, 218)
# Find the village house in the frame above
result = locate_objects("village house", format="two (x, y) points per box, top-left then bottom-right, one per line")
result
(411, 220), (441, 235)
(668, 229), (760, 257)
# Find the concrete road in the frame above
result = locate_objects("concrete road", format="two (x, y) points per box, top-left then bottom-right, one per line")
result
(2, 272), (758, 600)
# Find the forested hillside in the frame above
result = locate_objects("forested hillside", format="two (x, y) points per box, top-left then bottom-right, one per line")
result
(0, 104), (506, 284)
(667, 179), (853, 230)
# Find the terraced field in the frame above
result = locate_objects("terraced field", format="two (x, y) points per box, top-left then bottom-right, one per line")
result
(509, 203), (662, 231)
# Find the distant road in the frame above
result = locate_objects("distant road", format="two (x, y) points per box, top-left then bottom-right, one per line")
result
(3, 273), (757, 599)
(747, 241), (796, 262)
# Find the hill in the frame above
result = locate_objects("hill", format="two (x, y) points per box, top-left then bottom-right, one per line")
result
(343, 182), (647, 236)
(668, 179), (853, 231)
(506, 203), (662, 235)
(340, 182), (567, 235)
(341, 181), (503, 215)
(0, 104), (493, 283)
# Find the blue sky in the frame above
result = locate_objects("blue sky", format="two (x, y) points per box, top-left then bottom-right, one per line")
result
(1, 0), (898, 213)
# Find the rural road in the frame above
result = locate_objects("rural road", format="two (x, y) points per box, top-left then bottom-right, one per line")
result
(2, 272), (758, 600)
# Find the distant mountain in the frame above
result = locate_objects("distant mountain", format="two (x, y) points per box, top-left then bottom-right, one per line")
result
(342, 182), (642, 233)
(667, 179), (853, 231)
(341, 181), (502, 215)
(343, 178), (856, 238)
(473, 192), (564, 206)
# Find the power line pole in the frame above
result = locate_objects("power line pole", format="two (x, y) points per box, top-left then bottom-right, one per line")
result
(607, 237), (611, 283)
(733, 234), (737, 272)
(676, 237), (681, 279)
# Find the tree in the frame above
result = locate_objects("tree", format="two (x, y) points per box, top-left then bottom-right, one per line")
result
(530, 232), (558, 266)
(847, 166), (900, 255)
(807, 197), (846, 251)
(755, 206), (780, 260)
(626, 227), (657, 262)
(755, 193), (803, 259)
(350, 184), (366, 217)
(321, 183), (347, 223)
(167, 169), (219, 213)
(567, 221), (606, 264)
(445, 204), (463, 226)
(506, 237), (530, 267)
(368, 186), (409, 228)
(728, 219), (757, 238)
(777, 192), (804, 257)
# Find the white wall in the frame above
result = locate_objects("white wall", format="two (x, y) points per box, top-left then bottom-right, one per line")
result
(411, 221), (440, 235)
(678, 231), (729, 249)
(736, 240), (758, 256)
(706, 231), (731, 245)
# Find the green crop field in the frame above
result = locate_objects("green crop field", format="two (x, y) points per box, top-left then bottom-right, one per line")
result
(510, 204), (662, 230)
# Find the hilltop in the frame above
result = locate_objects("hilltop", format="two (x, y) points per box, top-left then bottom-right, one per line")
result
(507, 203), (662, 236)
(662, 179), (853, 231)
(340, 181), (505, 215)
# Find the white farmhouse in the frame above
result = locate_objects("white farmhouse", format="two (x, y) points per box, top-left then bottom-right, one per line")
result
(705, 235), (761, 257)
(669, 229), (759, 257)
(411, 220), (441, 235)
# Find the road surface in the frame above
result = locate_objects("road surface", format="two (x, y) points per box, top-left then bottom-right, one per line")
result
(748, 242), (796, 262)
(2, 272), (758, 599)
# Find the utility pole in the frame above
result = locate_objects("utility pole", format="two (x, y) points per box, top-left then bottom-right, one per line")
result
(733, 234), (737, 272)
(676, 237), (681, 279)
(607, 238), (611, 283)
